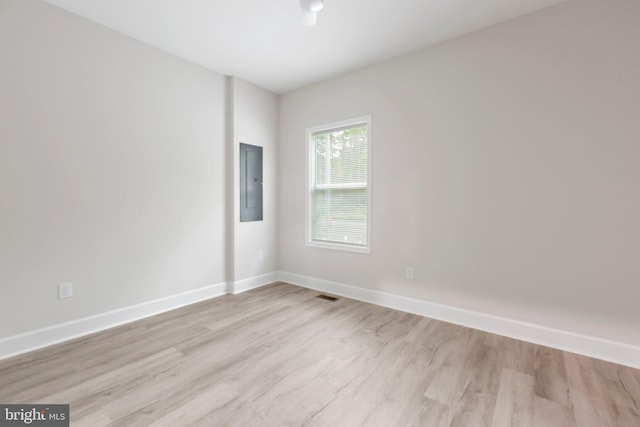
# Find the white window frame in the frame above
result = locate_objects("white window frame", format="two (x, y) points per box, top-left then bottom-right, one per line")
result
(306, 115), (372, 254)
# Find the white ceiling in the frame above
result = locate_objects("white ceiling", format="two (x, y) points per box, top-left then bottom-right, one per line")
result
(42, 0), (566, 94)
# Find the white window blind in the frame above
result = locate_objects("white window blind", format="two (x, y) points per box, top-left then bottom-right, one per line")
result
(308, 118), (370, 251)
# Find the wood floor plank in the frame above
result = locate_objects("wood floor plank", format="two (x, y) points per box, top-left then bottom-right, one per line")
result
(72, 410), (112, 427)
(449, 341), (502, 427)
(146, 382), (240, 427)
(499, 338), (537, 376)
(565, 352), (640, 426)
(533, 346), (570, 406)
(15, 347), (183, 404)
(491, 368), (535, 427)
(0, 282), (638, 426)
(533, 396), (575, 427)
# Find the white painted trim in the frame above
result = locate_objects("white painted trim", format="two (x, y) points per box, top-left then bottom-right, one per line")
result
(278, 271), (640, 369)
(0, 282), (229, 361)
(231, 272), (279, 294)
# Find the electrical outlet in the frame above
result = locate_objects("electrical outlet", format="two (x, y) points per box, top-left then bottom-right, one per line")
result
(58, 282), (73, 299)
(405, 267), (414, 280)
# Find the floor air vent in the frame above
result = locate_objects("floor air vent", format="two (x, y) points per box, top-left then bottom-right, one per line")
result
(316, 294), (339, 302)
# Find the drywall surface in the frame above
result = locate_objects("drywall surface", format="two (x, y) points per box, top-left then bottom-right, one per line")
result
(0, 0), (227, 336)
(278, 0), (640, 345)
(232, 78), (279, 281)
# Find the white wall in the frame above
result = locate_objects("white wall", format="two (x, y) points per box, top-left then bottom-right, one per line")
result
(231, 78), (279, 283)
(278, 0), (640, 346)
(3, 0), (639, 359)
(0, 0), (227, 336)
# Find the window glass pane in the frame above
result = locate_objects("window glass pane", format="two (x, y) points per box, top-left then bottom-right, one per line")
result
(313, 125), (367, 186)
(310, 119), (369, 250)
(315, 133), (327, 185)
(312, 189), (368, 246)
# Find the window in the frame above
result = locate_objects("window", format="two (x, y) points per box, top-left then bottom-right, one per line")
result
(307, 116), (371, 253)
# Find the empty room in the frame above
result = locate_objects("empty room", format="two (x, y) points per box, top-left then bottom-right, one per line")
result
(1, 0), (639, 425)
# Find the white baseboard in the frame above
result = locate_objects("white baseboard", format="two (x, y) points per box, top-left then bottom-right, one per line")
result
(278, 271), (640, 369)
(0, 271), (281, 361)
(0, 281), (229, 361)
(232, 272), (279, 294)
(5, 271), (637, 369)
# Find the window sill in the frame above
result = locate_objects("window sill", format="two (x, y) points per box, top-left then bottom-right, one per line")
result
(306, 240), (370, 254)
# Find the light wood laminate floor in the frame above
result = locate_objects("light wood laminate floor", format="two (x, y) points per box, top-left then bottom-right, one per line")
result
(1, 282), (639, 426)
